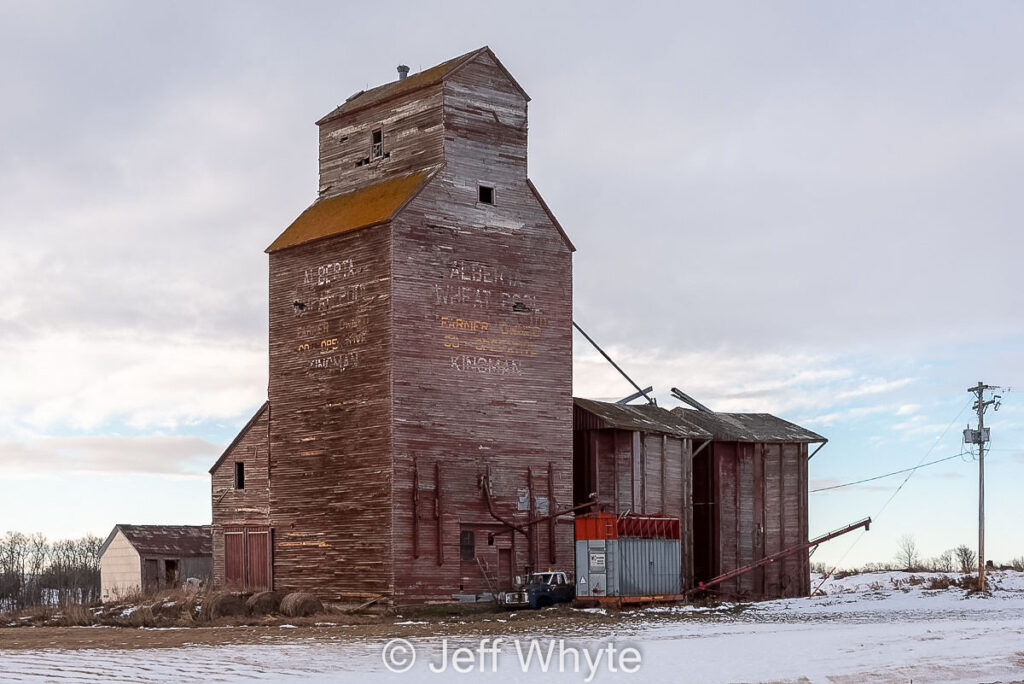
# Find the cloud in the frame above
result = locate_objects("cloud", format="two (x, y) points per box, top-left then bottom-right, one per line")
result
(0, 434), (220, 476)
(572, 343), (924, 423)
(0, 328), (265, 435)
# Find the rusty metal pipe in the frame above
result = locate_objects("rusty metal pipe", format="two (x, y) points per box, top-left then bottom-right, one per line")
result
(692, 516), (871, 595)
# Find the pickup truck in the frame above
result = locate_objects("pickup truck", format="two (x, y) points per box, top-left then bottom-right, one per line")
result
(497, 571), (575, 609)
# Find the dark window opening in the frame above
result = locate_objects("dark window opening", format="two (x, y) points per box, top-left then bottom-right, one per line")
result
(235, 461), (245, 490)
(478, 184), (494, 205)
(460, 530), (475, 560)
(371, 128), (383, 159)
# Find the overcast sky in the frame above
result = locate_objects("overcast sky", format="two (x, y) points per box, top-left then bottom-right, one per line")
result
(1, 1), (1021, 568)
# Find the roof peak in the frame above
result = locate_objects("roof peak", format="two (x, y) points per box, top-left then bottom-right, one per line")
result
(316, 47), (527, 125)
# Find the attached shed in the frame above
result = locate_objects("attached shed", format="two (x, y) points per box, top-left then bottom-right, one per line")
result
(99, 525), (212, 601)
(209, 402), (271, 591)
(572, 398), (711, 591)
(671, 408), (825, 600)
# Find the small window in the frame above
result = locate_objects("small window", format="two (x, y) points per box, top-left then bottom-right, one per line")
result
(460, 530), (475, 561)
(234, 461), (245, 490)
(478, 184), (494, 205)
(371, 128), (383, 159)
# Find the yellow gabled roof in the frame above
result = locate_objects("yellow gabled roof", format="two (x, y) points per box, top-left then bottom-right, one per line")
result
(266, 171), (431, 253)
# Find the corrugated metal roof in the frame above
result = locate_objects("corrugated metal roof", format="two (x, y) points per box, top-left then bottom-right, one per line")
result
(266, 170), (433, 253)
(100, 525), (212, 559)
(574, 398), (712, 438)
(670, 408), (826, 443)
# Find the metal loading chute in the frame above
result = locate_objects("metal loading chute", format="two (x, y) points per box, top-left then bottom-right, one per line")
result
(689, 516), (871, 596)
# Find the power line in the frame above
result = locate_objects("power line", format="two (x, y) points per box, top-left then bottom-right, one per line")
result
(809, 453), (965, 493)
(870, 397), (972, 521)
(810, 398), (972, 593)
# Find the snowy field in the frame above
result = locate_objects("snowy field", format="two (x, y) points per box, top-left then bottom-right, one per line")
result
(2, 571), (1024, 683)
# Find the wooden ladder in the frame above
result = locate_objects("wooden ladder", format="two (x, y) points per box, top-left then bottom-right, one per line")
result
(476, 556), (498, 596)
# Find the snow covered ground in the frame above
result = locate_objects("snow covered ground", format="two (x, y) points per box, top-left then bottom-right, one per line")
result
(2, 571), (1023, 683)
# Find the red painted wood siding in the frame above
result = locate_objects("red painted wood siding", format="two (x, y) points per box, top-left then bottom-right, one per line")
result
(211, 406), (270, 586)
(267, 228), (394, 600)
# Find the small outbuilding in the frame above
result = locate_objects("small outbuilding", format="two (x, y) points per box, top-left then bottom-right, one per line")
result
(99, 524), (212, 601)
(671, 408), (825, 600)
(572, 398), (712, 591)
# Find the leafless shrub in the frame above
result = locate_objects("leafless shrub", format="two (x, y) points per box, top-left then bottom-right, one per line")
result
(960, 574), (982, 592)
(925, 576), (957, 590)
(1009, 557), (1024, 572)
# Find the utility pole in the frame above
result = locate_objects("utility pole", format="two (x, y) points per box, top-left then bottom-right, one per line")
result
(965, 382), (999, 591)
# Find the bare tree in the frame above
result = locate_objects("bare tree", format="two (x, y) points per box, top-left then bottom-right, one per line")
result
(954, 544), (977, 573)
(895, 534), (921, 571)
(0, 532), (102, 612)
(932, 549), (955, 572)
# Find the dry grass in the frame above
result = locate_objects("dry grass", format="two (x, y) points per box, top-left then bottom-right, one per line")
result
(57, 603), (92, 627)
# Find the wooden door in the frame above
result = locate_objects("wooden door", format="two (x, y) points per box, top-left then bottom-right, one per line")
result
(224, 531), (246, 587)
(143, 558), (159, 592)
(246, 529), (270, 591)
(224, 527), (271, 590)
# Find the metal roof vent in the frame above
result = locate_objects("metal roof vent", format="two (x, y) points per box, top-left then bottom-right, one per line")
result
(397, 64), (410, 80)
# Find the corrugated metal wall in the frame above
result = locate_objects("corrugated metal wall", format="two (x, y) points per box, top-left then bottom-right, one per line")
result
(575, 514), (681, 597)
(618, 539), (681, 596)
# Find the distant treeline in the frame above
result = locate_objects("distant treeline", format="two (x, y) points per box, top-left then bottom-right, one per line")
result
(0, 531), (101, 612)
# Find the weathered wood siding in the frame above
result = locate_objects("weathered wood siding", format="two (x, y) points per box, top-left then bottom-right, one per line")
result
(388, 181), (572, 602)
(210, 406), (270, 586)
(387, 53), (572, 604)
(708, 441), (810, 599)
(318, 85), (445, 199)
(572, 426), (694, 590)
(267, 228), (393, 600)
(442, 51), (528, 201)
(237, 49), (575, 604)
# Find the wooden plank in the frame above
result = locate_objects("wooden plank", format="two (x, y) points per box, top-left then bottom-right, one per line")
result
(211, 406), (271, 586)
